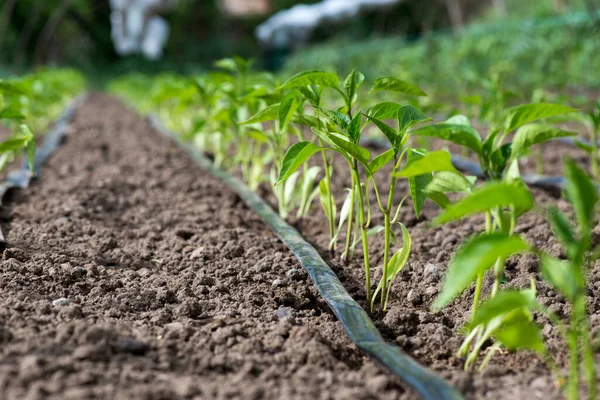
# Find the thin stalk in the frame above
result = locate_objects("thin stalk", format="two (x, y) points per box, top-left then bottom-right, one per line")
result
(490, 256), (506, 297)
(380, 176), (397, 310)
(567, 305), (580, 400)
(591, 128), (599, 180)
(536, 144), (544, 175)
(342, 183), (355, 264)
(577, 296), (596, 400)
(319, 141), (336, 252)
(352, 166), (371, 305)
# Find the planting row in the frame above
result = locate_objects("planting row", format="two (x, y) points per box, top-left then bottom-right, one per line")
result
(112, 61), (599, 399)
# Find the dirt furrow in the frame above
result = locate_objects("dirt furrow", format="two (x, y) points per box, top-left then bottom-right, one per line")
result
(0, 94), (412, 400)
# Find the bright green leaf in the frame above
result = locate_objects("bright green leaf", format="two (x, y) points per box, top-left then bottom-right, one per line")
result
(368, 148), (395, 174)
(511, 124), (577, 159)
(434, 181), (534, 225)
(279, 93), (299, 132)
(239, 104), (280, 125)
(469, 290), (538, 328)
(564, 157), (598, 233)
(275, 142), (322, 186)
(433, 233), (531, 310)
(397, 105), (431, 132)
(425, 171), (474, 194)
(410, 124), (483, 156)
(280, 70), (339, 90)
(539, 253), (579, 301)
(395, 150), (457, 178)
(504, 103), (577, 133)
(370, 76), (427, 96)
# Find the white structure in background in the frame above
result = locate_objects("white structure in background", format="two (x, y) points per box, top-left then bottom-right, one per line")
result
(256, 0), (402, 48)
(109, 0), (178, 60)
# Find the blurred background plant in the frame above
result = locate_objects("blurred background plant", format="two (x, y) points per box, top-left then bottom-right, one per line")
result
(1, 0), (597, 95)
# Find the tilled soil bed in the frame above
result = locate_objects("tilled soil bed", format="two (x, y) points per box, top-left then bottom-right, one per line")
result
(0, 94), (410, 400)
(0, 94), (598, 400)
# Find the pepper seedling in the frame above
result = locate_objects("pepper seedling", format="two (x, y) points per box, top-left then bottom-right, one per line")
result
(462, 159), (598, 399)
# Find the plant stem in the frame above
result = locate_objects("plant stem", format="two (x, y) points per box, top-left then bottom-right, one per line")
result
(577, 296), (596, 400)
(567, 304), (580, 400)
(491, 256), (505, 297)
(352, 166), (371, 305)
(380, 176), (397, 310)
(592, 128), (599, 180)
(536, 144), (544, 175)
(319, 141), (336, 251)
(342, 183), (355, 264)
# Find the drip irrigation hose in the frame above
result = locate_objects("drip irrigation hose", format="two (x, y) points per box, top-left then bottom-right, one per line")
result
(0, 94), (86, 243)
(147, 114), (464, 400)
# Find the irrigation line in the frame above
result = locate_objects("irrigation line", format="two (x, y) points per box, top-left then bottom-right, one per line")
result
(147, 114), (463, 400)
(0, 94), (86, 243)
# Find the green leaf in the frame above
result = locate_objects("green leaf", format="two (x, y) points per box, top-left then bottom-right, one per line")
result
(0, 81), (25, 95)
(495, 315), (544, 353)
(370, 76), (427, 96)
(275, 142), (322, 186)
(0, 125), (33, 153)
(319, 179), (335, 224)
(315, 106), (350, 132)
(405, 149), (433, 216)
(426, 191), (451, 210)
(394, 150), (457, 178)
(280, 70), (339, 90)
(539, 254), (579, 301)
(425, 171), (474, 194)
(387, 224), (412, 279)
(469, 290), (538, 328)
(239, 104), (280, 125)
(410, 124), (483, 156)
(564, 158), (598, 233)
(292, 114), (320, 128)
(511, 124), (577, 158)
(547, 206), (577, 258)
(325, 132), (371, 165)
(397, 105), (431, 132)
(372, 224), (412, 303)
(504, 103), (578, 133)
(343, 69), (365, 104)
(445, 114), (471, 126)
(365, 114), (399, 152)
(348, 113), (362, 143)
(279, 93), (299, 132)
(368, 148), (395, 174)
(0, 107), (24, 120)
(433, 233), (531, 310)
(434, 181), (534, 225)
(246, 128), (270, 143)
(366, 102), (401, 120)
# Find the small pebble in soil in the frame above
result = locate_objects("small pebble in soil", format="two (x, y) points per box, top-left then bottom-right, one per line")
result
(285, 268), (304, 281)
(189, 247), (206, 260)
(71, 266), (87, 278)
(275, 306), (294, 320)
(423, 263), (440, 277)
(424, 286), (438, 296)
(118, 338), (149, 355)
(52, 298), (72, 307)
(271, 278), (287, 287)
(407, 290), (421, 305)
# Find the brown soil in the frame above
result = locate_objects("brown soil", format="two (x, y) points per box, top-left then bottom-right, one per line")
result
(295, 131), (600, 399)
(0, 94), (411, 400)
(1, 94), (598, 400)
